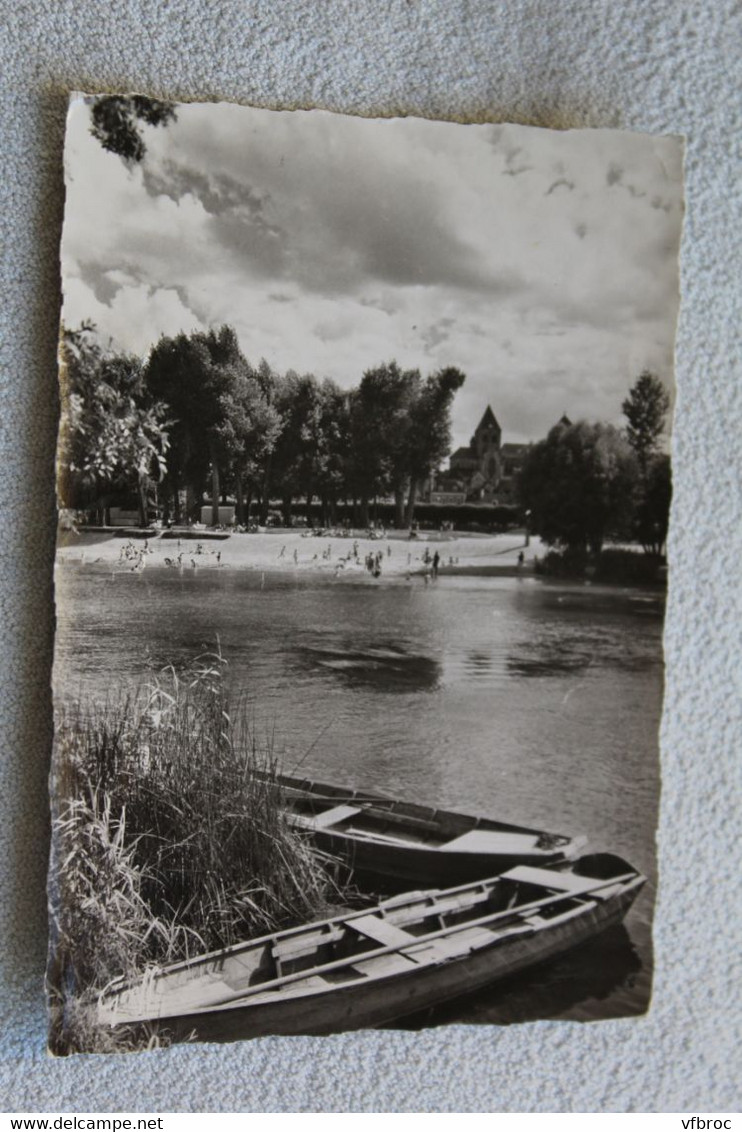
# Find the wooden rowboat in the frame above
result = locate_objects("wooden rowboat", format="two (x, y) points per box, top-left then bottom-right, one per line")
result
(97, 853), (644, 1044)
(276, 771), (587, 887)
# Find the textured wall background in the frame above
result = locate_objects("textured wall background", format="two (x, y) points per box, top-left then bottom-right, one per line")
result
(1, 0), (739, 1113)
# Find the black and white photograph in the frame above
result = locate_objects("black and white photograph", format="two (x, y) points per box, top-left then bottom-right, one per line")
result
(49, 94), (683, 1055)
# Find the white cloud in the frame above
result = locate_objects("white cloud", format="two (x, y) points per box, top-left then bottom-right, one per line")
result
(61, 97), (683, 449)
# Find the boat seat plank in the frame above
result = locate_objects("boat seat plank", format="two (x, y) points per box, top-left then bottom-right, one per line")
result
(419, 890), (493, 917)
(436, 926), (500, 955)
(351, 914), (418, 947)
(441, 830), (538, 854)
(399, 942), (443, 963)
(275, 974), (331, 995)
(351, 952), (419, 977)
(305, 804), (363, 829)
(246, 974), (332, 1004)
(272, 926), (345, 962)
(503, 864), (598, 895)
(399, 926), (499, 963)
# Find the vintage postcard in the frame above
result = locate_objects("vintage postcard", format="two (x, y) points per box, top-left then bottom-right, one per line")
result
(49, 94), (682, 1052)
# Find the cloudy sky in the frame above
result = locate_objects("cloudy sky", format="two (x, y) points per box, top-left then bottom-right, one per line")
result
(61, 96), (683, 448)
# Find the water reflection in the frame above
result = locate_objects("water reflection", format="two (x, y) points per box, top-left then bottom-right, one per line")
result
(462, 649), (498, 677)
(507, 651), (594, 678)
(507, 623), (662, 679)
(300, 641), (441, 692)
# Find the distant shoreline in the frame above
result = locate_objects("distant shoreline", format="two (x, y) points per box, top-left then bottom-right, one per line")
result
(55, 527), (540, 580)
(55, 528), (666, 589)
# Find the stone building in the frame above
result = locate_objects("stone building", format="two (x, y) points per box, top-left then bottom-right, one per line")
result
(431, 405), (529, 504)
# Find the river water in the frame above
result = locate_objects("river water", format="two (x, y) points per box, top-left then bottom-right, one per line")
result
(53, 563), (664, 1026)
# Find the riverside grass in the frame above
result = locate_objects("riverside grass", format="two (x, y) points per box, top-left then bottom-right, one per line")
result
(48, 652), (351, 1054)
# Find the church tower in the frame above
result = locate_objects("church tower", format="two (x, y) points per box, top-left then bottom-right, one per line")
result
(442, 403), (521, 503)
(473, 405), (502, 487)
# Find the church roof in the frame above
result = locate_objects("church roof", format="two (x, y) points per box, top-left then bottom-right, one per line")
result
(451, 445), (476, 461)
(477, 405), (500, 432)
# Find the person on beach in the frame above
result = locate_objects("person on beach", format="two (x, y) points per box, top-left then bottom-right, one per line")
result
(517, 551), (525, 568)
(432, 551), (440, 578)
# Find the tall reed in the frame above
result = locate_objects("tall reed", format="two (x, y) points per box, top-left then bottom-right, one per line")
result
(48, 652), (349, 1053)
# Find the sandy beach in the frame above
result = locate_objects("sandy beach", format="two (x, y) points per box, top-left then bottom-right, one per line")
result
(55, 528), (545, 579)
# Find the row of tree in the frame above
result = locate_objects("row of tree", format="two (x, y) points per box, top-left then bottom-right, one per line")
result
(60, 322), (671, 551)
(518, 371), (671, 555)
(59, 323), (465, 529)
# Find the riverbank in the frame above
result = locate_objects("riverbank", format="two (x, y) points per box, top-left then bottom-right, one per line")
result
(55, 528), (545, 578)
(49, 655), (354, 1054)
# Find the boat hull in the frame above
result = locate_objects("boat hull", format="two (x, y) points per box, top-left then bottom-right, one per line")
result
(279, 773), (585, 888)
(312, 828), (576, 889)
(140, 879), (641, 1045)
